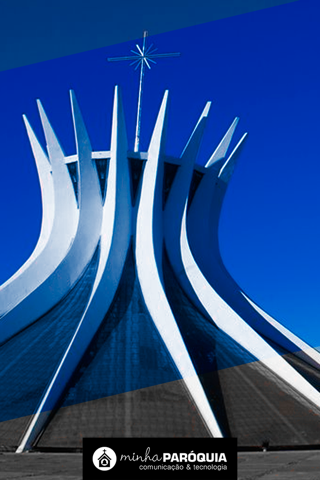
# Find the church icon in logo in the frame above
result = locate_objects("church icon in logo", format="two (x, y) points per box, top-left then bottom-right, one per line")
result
(92, 446), (117, 471)
(98, 449), (111, 468)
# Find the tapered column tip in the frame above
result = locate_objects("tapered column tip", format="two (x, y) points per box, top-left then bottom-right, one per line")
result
(202, 101), (211, 117)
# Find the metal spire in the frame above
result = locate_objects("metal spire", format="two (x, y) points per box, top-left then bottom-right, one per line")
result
(107, 31), (180, 152)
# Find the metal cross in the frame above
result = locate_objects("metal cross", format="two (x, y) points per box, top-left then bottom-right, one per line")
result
(107, 31), (180, 152)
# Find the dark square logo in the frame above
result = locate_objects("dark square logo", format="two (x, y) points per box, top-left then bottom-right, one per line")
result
(83, 438), (237, 479)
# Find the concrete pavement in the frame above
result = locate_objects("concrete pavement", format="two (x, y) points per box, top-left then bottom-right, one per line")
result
(0, 450), (319, 479)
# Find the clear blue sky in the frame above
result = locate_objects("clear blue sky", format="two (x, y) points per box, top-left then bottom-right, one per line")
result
(0, 0), (320, 348)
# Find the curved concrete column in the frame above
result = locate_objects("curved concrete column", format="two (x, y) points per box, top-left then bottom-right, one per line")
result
(243, 293), (320, 368)
(164, 116), (244, 320)
(0, 106), (79, 321)
(164, 102), (212, 312)
(135, 91), (222, 438)
(181, 200), (320, 411)
(188, 136), (320, 369)
(17, 86), (132, 453)
(0, 118), (54, 291)
(0, 91), (102, 344)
